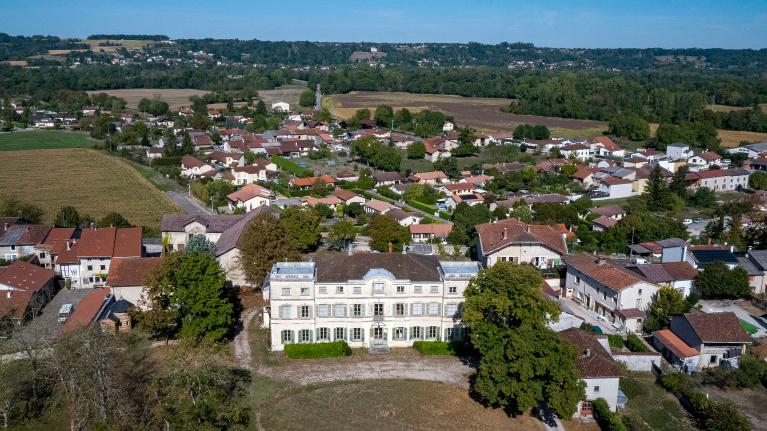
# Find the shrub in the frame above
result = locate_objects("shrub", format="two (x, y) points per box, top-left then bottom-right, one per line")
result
(704, 400), (751, 431)
(607, 335), (625, 349)
(592, 398), (627, 431)
(284, 341), (352, 359)
(407, 199), (437, 214)
(659, 372), (689, 394)
(625, 334), (648, 352)
(412, 341), (467, 356)
(376, 186), (400, 200)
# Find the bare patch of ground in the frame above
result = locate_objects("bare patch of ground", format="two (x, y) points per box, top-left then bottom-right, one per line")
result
(705, 386), (767, 430)
(86, 88), (208, 109)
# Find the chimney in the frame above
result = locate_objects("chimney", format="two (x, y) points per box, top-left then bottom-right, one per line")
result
(597, 258), (606, 266)
(66, 240), (71, 251)
(3, 223), (7, 231)
(583, 348), (591, 358)
(502, 227), (508, 240)
(388, 242), (394, 253)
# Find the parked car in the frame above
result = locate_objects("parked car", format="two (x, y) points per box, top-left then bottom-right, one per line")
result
(57, 304), (74, 323)
(683, 219), (693, 225)
(693, 218), (705, 224)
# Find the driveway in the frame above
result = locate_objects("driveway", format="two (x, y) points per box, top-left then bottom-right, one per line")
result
(165, 191), (214, 214)
(686, 220), (712, 239)
(698, 299), (767, 337)
(0, 287), (96, 354)
(559, 296), (618, 335)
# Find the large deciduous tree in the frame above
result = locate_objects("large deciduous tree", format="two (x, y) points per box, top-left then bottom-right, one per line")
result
(279, 206), (322, 252)
(695, 261), (751, 299)
(643, 286), (691, 332)
(238, 212), (300, 286)
(367, 214), (410, 252)
(463, 263), (585, 418)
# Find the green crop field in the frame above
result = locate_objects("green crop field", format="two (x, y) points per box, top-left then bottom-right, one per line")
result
(0, 131), (101, 151)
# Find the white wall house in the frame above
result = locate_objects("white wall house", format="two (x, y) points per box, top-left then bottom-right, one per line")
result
(265, 255), (480, 351)
(271, 102), (290, 112)
(685, 168), (750, 192)
(475, 218), (568, 269)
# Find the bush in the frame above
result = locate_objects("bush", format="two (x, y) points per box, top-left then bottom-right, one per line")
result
(659, 372), (689, 394)
(412, 341), (467, 356)
(376, 186), (400, 200)
(625, 334), (648, 352)
(407, 199), (438, 214)
(272, 156), (314, 178)
(593, 398), (627, 431)
(284, 341), (352, 359)
(607, 335), (625, 349)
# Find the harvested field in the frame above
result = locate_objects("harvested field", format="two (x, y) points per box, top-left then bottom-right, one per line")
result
(0, 149), (178, 230)
(86, 88), (208, 109)
(324, 91), (606, 133)
(257, 85), (308, 108)
(79, 39), (154, 53)
(1, 60), (28, 67)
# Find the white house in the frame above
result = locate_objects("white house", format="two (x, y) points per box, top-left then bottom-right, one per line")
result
(226, 184), (273, 212)
(666, 143), (695, 161)
(685, 168), (750, 192)
(560, 144), (591, 162)
(105, 257), (163, 308)
(231, 159), (277, 185)
(265, 254), (480, 351)
(632, 262), (698, 298)
(596, 176), (634, 199)
(271, 101), (290, 112)
(56, 227), (143, 289)
(180, 155), (215, 178)
(475, 218), (568, 269)
(442, 122), (454, 133)
(564, 253), (659, 333)
(687, 151), (723, 171)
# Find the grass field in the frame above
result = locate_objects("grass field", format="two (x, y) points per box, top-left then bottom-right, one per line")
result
(0, 149), (178, 230)
(86, 88), (209, 109)
(619, 372), (695, 431)
(0, 131), (101, 151)
(324, 91), (606, 133)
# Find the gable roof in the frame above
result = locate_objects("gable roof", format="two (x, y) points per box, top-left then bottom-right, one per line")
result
(61, 288), (111, 334)
(653, 329), (700, 359)
(58, 227), (142, 259)
(227, 184), (271, 203)
(410, 223), (453, 236)
(592, 215), (618, 229)
(161, 213), (247, 233)
(373, 171), (402, 182)
(559, 328), (621, 378)
(565, 253), (647, 292)
(0, 224), (51, 247)
(591, 136), (621, 152)
(332, 188), (360, 202)
(106, 257), (163, 288)
(181, 155), (208, 169)
(476, 218), (568, 256)
(633, 262), (698, 283)
(412, 171), (448, 181)
(680, 312), (751, 343)
(315, 253), (442, 282)
(589, 206), (626, 218)
(289, 175), (336, 187)
(365, 199), (394, 213)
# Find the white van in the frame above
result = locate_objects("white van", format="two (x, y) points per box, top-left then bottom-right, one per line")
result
(58, 304), (74, 323)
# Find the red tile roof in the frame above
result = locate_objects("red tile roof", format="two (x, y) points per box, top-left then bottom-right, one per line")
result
(600, 176), (632, 186)
(181, 155), (208, 169)
(681, 312), (751, 343)
(591, 136), (621, 152)
(106, 257), (163, 288)
(409, 223), (453, 236)
(61, 288), (111, 334)
(476, 218), (568, 256)
(559, 328), (621, 378)
(565, 253), (645, 292)
(227, 184), (271, 203)
(332, 188), (360, 201)
(653, 329), (700, 359)
(412, 171), (448, 181)
(59, 227), (142, 261)
(289, 175), (336, 187)
(0, 260), (55, 319)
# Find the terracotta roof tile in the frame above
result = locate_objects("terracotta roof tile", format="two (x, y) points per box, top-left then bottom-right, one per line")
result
(476, 218), (568, 256)
(565, 253), (645, 292)
(61, 288), (111, 334)
(106, 257), (163, 287)
(653, 329), (700, 359)
(682, 312), (751, 343)
(559, 328), (621, 378)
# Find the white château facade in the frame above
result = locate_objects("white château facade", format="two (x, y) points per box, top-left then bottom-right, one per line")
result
(265, 254), (480, 351)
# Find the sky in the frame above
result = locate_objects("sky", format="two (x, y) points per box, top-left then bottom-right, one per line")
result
(2, 0), (767, 49)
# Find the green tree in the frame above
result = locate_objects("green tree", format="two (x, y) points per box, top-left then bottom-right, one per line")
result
(344, 202), (365, 218)
(175, 253), (234, 342)
(750, 171), (767, 190)
(669, 166), (689, 198)
(599, 212), (688, 253)
(608, 114), (650, 141)
(644, 286), (690, 332)
(644, 165), (672, 211)
(280, 206), (322, 252)
(238, 212), (300, 286)
(695, 261), (751, 299)
(0, 197), (44, 223)
(407, 141), (426, 159)
(299, 89), (316, 107)
(688, 187), (716, 208)
(433, 157), (460, 180)
(184, 234), (217, 257)
(327, 220), (356, 250)
(54, 206), (81, 228)
(448, 202), (492, 246)
(98, 212), (132, 228)
(463, 263), (585, 418)
(374, 105), (394, 127)
(255, 100), (267, 115)
(367, 214), (410, 252)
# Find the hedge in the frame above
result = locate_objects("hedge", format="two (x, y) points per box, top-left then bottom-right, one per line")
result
(607, 335), (625, 349)
(284, 341), (352, 359)
(593, 398), (627, 431)
(407, 199), (438, 214)
(271, 156), (314, 178)
(625, 334), (648, 352)
(412, 341), (469, 356)
(376, 186), (400, 200)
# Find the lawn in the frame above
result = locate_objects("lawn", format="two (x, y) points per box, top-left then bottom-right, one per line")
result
(0, 131), (101, 151)
(0, 148), (178, 231)
(619, 372), (695, 431)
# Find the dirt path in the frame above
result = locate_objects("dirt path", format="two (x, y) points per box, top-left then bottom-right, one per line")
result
(234, 306), (475, 387)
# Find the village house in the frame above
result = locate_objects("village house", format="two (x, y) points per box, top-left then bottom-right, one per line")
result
(475, 218), (568, 269)
(0, 260), (56, 324)
(0, 223), (51, 261)
(685, 168), (750, 192)
(332, 188), (366, 206)
(410, 171), (448, 185)
(596, 176), (634, 199)
(303, 196), (344, 211)
(231, 159), (278, 185)
(410, 223), (453, 243)
(227, 184), (273, 212)
(560, 143), (591, 161)
(652, 312), (751, 372)
(559, 328), (622, 417)
(364, 199), (394, 215)
(687, 151), (724, 171)
(726, 141), (767, 159)
(742, 250), (767, 294)
(590, 136), (625, 159)
(666, 143), (695, 161)
(444, 193), (485, 210)
(440, 182), (477, 196)
(289, 175), (337, 189)
(209, 151), (245, 168)
(386, 208), (422, 226)
(106, 257), (163, 308)
(146, 146), (163, 160)
(271, 101), (290, 112)
(265, 254), (480, 350)
(180, 155), (215, 178)
(373, 171), (403, 187)
(630, 262), (699, 298)
(34, 227), (76, 269)
(189, 132), (214, 151)
(564, 253), (659, 333)
(56, 227), (143, 289)
(60, 288), (114, 334)
(422, 136), (452, 162)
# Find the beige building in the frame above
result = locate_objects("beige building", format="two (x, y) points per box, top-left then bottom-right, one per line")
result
(265, 254), (480, 351)
(475, 218), (568, 269)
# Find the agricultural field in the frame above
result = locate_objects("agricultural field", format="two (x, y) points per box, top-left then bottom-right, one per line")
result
(324, 91), (606, 133)
(0, 149), (178, 231)
(77, 38), (154, 53)
(0, 131), (101, 151)
(86, 88), (208, 109)
(257, 85), (309, 108)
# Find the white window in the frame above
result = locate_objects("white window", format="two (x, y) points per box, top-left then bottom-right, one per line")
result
(414, 285), (423, 294)
(279, 305), (291, 319)
(317, 304), (330, 318)
(334, 327), (346, 341)
(428, 302), (440, 316)
(300, 287), (310, 296)
(393, 327), (406, 340)
(427, 326), (439, 339)
(352, 304), (363, 317)
(396, 285), (405, 293)
(353, 286), (362, 294)
(334, 304), (346, 317)
(281, 330), (293, 344)
(336, 286), (344, 294)
(298, 329), (312, 343)
(448, 286), (457, 294)
(594, 385), (600, 393)
(351, 328), (363, 341)
(410, 326), (422, 340)
(411, 303), (423, 316)
(299, 305), (311, 318)
(430, 285), (439, 293)
(394, 303), (405, 316)
(445, 303), (458, 318)
(317, 327), (330, 341)
(373, 282), (384, 294)
(318, 286), (327, 294)
(445, 327), (454, 340)
(281, 288), (291, 296)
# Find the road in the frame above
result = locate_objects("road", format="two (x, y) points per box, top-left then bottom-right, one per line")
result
(165, 191), (214, 214)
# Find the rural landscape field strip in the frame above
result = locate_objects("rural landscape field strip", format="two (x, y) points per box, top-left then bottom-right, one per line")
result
(0, 148), (178, 229)
(86, 88), (208, 109)
(0, 131), (101, 151)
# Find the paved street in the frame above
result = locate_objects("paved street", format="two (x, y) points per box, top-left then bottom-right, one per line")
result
(559, 296), (618, 335)
(166, 191), (214, 214)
